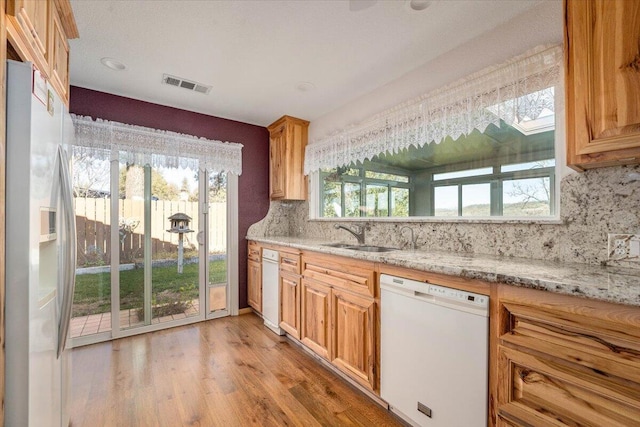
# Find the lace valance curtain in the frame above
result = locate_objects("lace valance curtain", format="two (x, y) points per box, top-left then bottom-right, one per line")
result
(304, 44), (562, 175)
(71, 115), (243, 175)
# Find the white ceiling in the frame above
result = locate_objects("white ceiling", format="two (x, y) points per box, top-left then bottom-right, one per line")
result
(69, 0), (541, 127)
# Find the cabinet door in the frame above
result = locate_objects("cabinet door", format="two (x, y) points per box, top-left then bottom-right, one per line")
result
(7, 0), (49, 68)
(269, 124), (286, 200)
(566, 0), (640, 169)
(267, 116), (309, 201)
(301, 278), (331, 359)
(247, 259), (262, 313)
(49, 9), (69, 102)
(279, 272), (300, 339)
(331, 288), (376, 391)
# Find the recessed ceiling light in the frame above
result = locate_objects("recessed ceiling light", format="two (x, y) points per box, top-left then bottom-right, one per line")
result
(295, 81), (316, 92)
(409, 0), (432, 11)
(100, 57), (126, 71)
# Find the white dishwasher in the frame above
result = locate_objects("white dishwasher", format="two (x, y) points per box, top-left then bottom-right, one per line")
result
(261, 248), (284, 335)
(380, 274), (489, 427)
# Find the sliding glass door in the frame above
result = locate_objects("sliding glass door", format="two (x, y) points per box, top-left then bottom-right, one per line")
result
(71, 151), (231, 344)
(204, 171), (228, 319)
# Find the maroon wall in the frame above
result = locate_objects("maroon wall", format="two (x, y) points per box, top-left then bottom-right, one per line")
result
(69, 86), (270, 309)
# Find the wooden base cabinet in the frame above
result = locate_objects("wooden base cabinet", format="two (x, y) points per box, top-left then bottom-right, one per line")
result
(247, 242), (262, 313)
(301, 252), (378, 392)
(279, 272), (300, 338)
(279, 248), (302, 338)
(494, 285), (640, 426)
(332, 287), (376, 391)
(301, 277), (332, 360)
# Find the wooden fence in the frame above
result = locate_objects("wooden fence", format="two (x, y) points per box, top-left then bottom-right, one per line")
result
(75, 198), (227, 267)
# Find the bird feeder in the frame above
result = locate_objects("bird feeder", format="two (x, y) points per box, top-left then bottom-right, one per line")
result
(167, 213), (194, 273)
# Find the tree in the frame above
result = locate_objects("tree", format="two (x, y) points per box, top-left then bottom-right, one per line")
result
(504, 160), (552, 215)
(192, 171), (227, 203)
(72, 151), (110, 197)
(118, 164), (179, 200)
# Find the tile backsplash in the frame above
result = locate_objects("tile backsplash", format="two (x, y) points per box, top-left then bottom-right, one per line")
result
(248, 165), (640, 268)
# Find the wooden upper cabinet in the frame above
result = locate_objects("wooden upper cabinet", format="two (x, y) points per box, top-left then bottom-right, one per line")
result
(49, 8), (70, 103)
(267, 115), (309, 201)
(6, 0), (50, 73)
(565, 0), (640, 169)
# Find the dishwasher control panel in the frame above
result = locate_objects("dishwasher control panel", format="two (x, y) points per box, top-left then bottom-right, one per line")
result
(380, 274), (489, 315)
(428, 284), (488, 308)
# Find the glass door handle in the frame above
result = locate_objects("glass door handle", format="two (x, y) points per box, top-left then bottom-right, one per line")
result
(197, 230), (205, 245)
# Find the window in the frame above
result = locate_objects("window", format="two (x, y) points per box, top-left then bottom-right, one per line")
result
(320, 166), (410, 218)
(308, 45), (562, 221)
(318, 115), (557, 219)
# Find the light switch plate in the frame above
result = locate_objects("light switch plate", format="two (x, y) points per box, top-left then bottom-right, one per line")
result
(608, 233), (640, 262)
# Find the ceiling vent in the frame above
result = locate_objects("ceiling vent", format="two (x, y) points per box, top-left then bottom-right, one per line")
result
(162, 74), (212, 95)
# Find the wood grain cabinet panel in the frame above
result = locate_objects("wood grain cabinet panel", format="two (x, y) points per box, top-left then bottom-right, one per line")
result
(301, 278), (332, 360)
(49, 8), (69, 102)
(6, 0), (50, 75)
(246, 241), (262, 313)
(494, 285), (640, 426)
(566, 0), (640, 169)
(301, 252), (379, 393)
(279, 271), (300, 339)
(267, 116), (309, 201)
(247, 252), (262, 313)
(331, 287), (376, 391)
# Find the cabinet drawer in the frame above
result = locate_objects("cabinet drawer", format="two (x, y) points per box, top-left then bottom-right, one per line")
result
(247, 241), (261, 262)
(302, 253), (375, 297)
(279, 251), (301, 275)
(500, 301), (640, 384)
(497, 345), (640, 427)
(495, 285), (640, 427)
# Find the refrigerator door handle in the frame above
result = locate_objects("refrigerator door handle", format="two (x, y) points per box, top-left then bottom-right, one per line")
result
(57, 145), (77, 358)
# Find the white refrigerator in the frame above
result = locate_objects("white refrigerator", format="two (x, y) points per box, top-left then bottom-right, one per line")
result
(5, 60), (77, 427)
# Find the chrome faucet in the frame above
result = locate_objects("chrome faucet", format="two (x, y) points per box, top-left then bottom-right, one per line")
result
(400, 226), (418, 250)
(334, 223), (367, 245)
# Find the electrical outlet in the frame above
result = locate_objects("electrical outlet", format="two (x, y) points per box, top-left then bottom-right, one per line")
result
(608, 233), (640, 262)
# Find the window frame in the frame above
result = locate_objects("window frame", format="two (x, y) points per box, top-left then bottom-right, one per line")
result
(319, 166), (412, 218)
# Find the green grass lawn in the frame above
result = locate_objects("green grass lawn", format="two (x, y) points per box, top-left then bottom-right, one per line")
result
(72, 259), (227, 317)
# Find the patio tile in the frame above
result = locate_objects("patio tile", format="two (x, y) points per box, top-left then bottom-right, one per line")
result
(82, 324), (99, 334)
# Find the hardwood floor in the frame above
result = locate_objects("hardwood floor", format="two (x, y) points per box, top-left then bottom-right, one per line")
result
(70, 313), (403, 426)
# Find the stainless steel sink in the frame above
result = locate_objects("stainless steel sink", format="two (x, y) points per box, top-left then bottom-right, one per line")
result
(322, 243), (397, 252)
(345, 245), (397, 252)
(322, 243), (355, 248)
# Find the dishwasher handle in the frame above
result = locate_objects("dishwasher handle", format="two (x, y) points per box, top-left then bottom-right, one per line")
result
(381, 282), (434, 302)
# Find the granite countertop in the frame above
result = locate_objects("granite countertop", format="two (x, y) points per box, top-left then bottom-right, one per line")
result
(250, 236), (640, 307)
